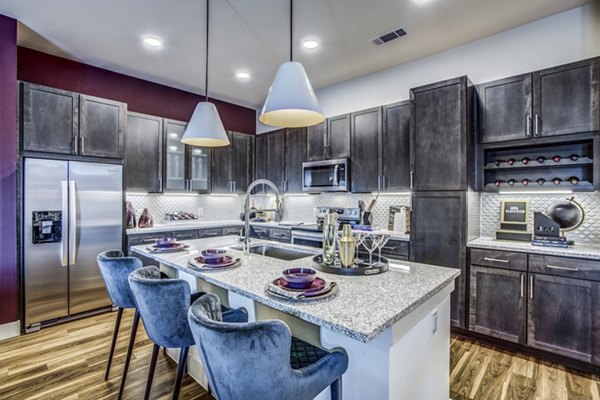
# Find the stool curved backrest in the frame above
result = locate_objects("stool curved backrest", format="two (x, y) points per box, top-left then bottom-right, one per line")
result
(188, 293), (348, 400)
(97, 250), (142, 309)
(128, 266), (195, 349)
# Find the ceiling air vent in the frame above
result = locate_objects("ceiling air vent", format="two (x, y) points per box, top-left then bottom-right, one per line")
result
(371, 28), (407, 46)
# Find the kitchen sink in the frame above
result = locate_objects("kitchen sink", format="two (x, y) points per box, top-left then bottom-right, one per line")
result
(229, 244), (317, 261)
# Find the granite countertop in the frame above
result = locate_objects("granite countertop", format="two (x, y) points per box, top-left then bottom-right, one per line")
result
(468, 237), (600, 260)
(131, 237), (457, 343)
(127, 220), (410, 241)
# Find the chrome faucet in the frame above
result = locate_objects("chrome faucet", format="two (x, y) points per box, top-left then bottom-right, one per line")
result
(241, 179), (283, 255)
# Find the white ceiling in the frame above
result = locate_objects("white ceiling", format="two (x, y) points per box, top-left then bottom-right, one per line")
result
(0, 0), (593, 109)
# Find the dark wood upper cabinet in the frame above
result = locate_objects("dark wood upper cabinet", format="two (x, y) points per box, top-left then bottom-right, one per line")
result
(124, 112), (163, 192)
(478, 74), (532, 143)
(79, 94), (126, 158)
(21, 82), (79, 155)
(284, 128), (307, 193)
(469, 266), (526, 344)
(534, 58), (599, 137)
(189, 145), (211, 192)
(350, 107), (382, 193)
(231, 132), (254, 193)
(267, 130), (286, 192)
(382, 101), (411, 191)
(307, 121), (326, 161)
(255, 133), (268, 181)
(411, 77), (473, 191)
(478, 58), (599, 144)
(163, 119), (188, 191)
(527, 274), (600, 364)
(211, 132), (233, 193)
(327, 114), (351, 159)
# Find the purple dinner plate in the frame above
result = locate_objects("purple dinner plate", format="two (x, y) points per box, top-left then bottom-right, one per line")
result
(194, 255), (236, 268)
(274, 277), (326, 292)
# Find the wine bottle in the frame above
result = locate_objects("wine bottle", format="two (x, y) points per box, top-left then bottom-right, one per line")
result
(552, 155), (562, 162)
(536, 156), (546, 163)
(494, 159), (503, 166)
(552, 177), (562, 185)
(507, 179), (517, 186)
(568, 176), (580, 185)
(569, 154), (579, 161)
(521, 157), (530, 165)
(494, 179), (503, 188)
(521, 178), (531, 186)
(507, 159), (516, 165)
(536, 178), (546, 185)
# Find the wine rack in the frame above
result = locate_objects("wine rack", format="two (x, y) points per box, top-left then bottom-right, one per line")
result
(481, 139), (596, 192)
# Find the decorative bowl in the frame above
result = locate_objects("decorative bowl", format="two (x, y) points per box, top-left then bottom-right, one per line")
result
(281, 268), (317, 289)
(155, 238), (177, 248)
(201, 249), (228, 263)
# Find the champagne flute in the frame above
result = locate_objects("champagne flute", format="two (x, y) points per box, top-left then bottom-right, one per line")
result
(362, 234), (380, 265)
(353, 231), (366, 266)
(376, 234), (391, 265)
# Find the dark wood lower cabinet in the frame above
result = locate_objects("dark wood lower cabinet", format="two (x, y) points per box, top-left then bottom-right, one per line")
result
(527, 274), (600, 364)
(469, 266), (526, 344)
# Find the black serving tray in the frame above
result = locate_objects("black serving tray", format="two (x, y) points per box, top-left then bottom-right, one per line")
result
(312, 254), (389, 276)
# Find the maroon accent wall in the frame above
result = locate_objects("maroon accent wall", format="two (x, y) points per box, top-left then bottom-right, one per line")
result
(17, 47), (256, 134)
(0, 15), (18, 325)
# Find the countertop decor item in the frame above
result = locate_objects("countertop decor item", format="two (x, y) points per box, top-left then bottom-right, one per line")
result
(281, 268), (317, 289)
(322, 212), (339, 265)
(546, 197), (585, 232)
(496, 199), (532, 242)
(266, 279), (337, 301)
(312, 254), (389, 276)
(126, 201), (136, 229)
(138, 208), (154, 228)
(258, 0), (324, 128)
(147, 243), (189, 253)
(188, 255), (240, 270)
(338, 224), (356, 268)
(180, 0), (229, 147)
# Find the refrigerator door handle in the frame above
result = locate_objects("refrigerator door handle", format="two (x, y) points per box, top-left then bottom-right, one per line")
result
(69, 180), (77, 265)
(61, 180), (69, 267)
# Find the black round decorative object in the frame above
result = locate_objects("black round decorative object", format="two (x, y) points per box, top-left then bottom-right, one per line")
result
(312, 254), (389, 276)
(546, 197), (585, 232)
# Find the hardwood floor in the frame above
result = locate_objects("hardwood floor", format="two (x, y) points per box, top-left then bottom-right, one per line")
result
(0, 310), (210, 400)
(1, 311), (600, 399)
(450, 336), (600, 400)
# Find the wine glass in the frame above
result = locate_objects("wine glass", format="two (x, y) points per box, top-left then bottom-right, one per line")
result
(353, 231), (367, 266)
(361, 233), (381, 266)
(376, 235), (391, 266)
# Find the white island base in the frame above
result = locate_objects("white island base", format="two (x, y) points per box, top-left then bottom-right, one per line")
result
(162, 264), (453, 400)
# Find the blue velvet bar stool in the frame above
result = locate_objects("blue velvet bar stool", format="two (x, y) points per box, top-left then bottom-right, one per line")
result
(188, 293), (349, 400)
(96, 250), (143, 400)
(128, 266), (247, 400)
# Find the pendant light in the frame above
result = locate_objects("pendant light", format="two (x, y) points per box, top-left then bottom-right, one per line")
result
(259, 0), (325, 128)
(181, 0), (230, 147)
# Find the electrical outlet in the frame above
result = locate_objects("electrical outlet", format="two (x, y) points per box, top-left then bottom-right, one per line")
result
(197, 207), (204, 217)
(432, 310), (438, 334)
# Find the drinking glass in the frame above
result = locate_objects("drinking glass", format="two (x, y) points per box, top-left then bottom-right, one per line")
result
(361, 234), (381, 265)
(376, 235), (391, 266)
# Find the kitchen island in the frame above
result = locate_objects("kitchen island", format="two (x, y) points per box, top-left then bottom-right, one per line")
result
(131, 237), (459, 400)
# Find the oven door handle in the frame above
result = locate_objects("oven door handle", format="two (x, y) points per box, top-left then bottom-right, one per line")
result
(333, 165), (339, 186)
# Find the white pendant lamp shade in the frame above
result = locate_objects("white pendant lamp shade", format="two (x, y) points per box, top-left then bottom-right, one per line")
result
(259, 61), (325, 128)
(181, 101), (230, 147)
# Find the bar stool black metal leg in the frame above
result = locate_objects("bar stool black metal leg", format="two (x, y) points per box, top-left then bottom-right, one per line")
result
(330, 376), (342, 400)
(144, 344), (160, 400)
(172, 346), (189, 400)
(117, 309), (140, 400)
(105, 307), (123, 380)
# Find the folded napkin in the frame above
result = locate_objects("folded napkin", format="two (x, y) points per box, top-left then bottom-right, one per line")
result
(267, 281), (335, 299)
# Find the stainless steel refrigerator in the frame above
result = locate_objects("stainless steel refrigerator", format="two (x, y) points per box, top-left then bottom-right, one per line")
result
(24, 158), (123, 332)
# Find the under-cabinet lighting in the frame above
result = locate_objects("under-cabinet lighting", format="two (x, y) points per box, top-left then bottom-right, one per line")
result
(498, 190), (573, 195)
(163, 192), (199, 197)
(372, 192), (411, 196)
(284, 193), (309, 197)
(209, 193), (239, 197)
(126, 192), (148, 196)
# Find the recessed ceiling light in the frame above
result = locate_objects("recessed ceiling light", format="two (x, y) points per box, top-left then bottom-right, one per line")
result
(236, 71), (251, 80)
(412, 0), (431, 4)
(302, 40), (319, 49)
(142, 36), (163, 48)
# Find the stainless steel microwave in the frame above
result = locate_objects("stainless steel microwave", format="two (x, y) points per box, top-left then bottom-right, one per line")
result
(302, 158), (349, 192)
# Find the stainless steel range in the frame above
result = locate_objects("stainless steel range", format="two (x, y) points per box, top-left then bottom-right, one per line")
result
(291, 207), (361, 248)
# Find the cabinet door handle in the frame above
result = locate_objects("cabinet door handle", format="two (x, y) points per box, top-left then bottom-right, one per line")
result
(526, 115), (532, 137)
(547, 264), (579, 271)
(73, 136), (79, 153)
(484, 257), (509, 263)
(520, 274), (524, 298)
(383, 175), (387, 190)
(535, 114), (541, 136)
(377, 176), (381, 191)
(80, 136), (85, 154)
(529, 275), (534, 299)
(158, 178), (163, 192)
(410, 171), (414, 189)
(382, 246), (397, 251)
